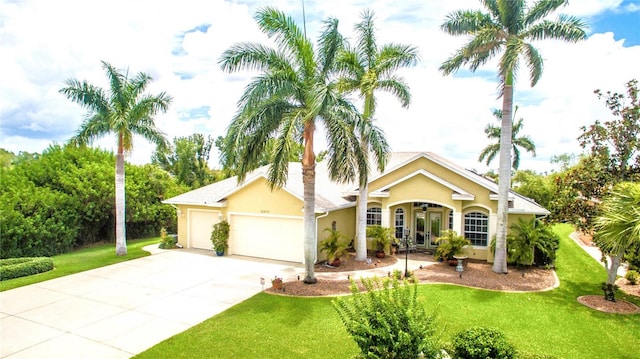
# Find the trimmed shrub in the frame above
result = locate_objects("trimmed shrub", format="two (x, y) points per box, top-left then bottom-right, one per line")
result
(333, 277), (440, 359)
(625, 270), (638, 285)
(0, 257), (54, 281)
(451, 326), (516, 359)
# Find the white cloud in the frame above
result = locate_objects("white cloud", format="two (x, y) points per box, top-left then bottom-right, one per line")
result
(1, 0), (638, 175)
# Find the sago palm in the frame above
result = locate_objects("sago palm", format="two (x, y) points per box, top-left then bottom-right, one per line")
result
(440, 0), (586, 273)
(336, 9), (418, 261)
(219, 7), (365, 284)
(60, 61), (171, 255)
(479, 106), (536, 170)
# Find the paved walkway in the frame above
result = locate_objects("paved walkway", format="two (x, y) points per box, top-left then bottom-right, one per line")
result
(569, 231), (628, 276)
(0, 246), (308, 358)
(0, 246), (428, 359)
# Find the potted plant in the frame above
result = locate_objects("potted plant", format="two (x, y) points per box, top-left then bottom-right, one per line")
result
(434, 230), (471, 265)
(272, 276), (283, 290)
(367, 225), (394, 258)
(210, 220), (230, 256)
(320, 228), (350, 267)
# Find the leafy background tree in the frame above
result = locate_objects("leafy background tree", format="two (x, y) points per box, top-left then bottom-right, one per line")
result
(336, 9), (417, 262)
(215, 136), (308, 178)
(440, 0), (586, 273)
(219, 7), (368, 284)
(153, 133), (218, 189)
(478, 106), (536, 170)
(0, 145), (187, 259)
(551, 79), (640, 233)
(60, 60), (172, 256)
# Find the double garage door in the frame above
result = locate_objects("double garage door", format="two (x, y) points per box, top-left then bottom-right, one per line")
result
(230, 214), (304, 263)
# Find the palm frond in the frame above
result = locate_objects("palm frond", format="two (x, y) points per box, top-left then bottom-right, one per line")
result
(59, 78), (110, 114)
(526, 15), (587, 42)
(355, 9), (377, 67)
(441, 10), (493, 36)
(257, 7), (317, 81)
(219, 42), (288, 73)
(317, 17), (344, 78)
(499, 0), (524, 34)
(478, 144), (500, 165)
(524, 0), (568, 26)
(376, 43), (419, 76)
(377, 78), (411, 108)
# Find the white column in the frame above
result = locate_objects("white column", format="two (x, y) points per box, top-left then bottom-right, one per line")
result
(453, 211), (463, 235)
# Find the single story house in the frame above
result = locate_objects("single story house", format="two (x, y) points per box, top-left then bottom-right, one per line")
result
(163, 152), (549, 263)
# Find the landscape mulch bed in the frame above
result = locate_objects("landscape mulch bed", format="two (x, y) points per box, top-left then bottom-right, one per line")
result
(266, 255), (558, 297)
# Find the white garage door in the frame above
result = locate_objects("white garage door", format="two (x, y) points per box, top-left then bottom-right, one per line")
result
(188, 209), (220, 250)
(230, 214), (303, 263)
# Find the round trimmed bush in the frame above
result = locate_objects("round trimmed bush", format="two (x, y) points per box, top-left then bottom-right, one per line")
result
(452, 326), (516, 359)
(626, 270), (638, 285)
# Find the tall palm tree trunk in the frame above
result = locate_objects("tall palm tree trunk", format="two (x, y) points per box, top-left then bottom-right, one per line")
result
(356, 183), (368, 261)
(115, 150), (127, 256)
(302, 122), (317, 284)
(606, 250), (624, 285)
(492, 83), (513, 273)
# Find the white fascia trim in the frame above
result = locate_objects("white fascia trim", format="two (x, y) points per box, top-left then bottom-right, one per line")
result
(508, 208), (551, 215)
(490, 193), (515, 201)
(162, 200), (228, 208)
(452, 193), (475, 201)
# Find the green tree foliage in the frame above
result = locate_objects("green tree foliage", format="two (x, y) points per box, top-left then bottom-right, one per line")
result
(0, 149), (15, 168)
(511, 170), (554, 209)
(478, 106), (536, 170)
(0, 145), (186, 259)
(215, 136), (306, 177)
(506, 218), (559, 267)
(552, 79), (640, 233)
(440, 0), (586, 274)
(333, 277), (439, 359)
(152, 133), (217, 189)
(124, 164), (186, 237)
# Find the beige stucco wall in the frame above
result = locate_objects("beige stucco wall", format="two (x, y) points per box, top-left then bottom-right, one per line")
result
(225, 177), (303, 216)
(370, 157), (497, 213)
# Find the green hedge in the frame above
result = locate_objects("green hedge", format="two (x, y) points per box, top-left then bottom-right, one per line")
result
(0, 257), (54, 281)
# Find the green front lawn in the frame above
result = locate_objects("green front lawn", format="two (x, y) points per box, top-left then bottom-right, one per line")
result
(0, 237), (160, 291)
(135, 224), (640, 359)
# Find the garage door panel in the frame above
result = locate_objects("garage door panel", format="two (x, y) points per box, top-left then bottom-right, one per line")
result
(189, 210), (219, 250)
(230, 214), (303, 263)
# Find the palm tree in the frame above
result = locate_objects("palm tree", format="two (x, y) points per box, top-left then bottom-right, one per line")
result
(219, 8), (364, 284)
(440, 0), (586, 273)
(337, 9), (419, 262)
(594, 182), (640, 292)
(478, 106), (536, 170)
(60, 61), (171, 255)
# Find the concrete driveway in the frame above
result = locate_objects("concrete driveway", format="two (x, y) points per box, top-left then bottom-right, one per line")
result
(0, 246), (304, 358)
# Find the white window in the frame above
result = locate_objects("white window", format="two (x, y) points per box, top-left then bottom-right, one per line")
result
(448, 210), (453, 230)
(464, 212), (488, 246)
(367, 207), (382, 226)
(394, 208), (405, 239)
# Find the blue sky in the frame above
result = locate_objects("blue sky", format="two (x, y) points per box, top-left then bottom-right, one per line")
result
(1, 0), (639, 174)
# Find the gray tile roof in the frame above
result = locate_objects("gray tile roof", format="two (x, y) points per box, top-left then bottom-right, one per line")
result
(163, 151), (549, 215)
